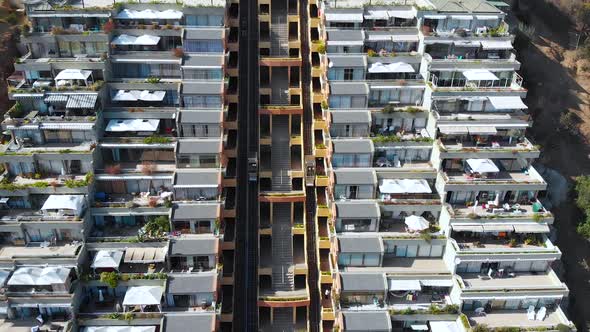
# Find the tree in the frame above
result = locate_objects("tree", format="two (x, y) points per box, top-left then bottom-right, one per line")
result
(100, 271), (119, 288)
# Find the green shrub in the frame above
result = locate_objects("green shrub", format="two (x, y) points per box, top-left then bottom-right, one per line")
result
(100, 271), (119, 288)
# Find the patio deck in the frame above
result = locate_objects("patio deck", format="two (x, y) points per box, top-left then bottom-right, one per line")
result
(460, 272), (563, 290)
(344, 257), (450, 274)
(467, 309), (566, 328)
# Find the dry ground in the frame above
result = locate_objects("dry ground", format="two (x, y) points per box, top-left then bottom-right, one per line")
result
(513, 1), (590, 330)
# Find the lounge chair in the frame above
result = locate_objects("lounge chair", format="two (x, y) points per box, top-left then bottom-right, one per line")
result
(527, 306), (536, 320)
(536, 306), (547, 321)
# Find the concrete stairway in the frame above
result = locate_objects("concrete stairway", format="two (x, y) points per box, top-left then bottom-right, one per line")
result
(271, 115), (292, 191)
(271, 308), (295, 332)
(270, 0), (288, 56)
(272, 203), (294, 291)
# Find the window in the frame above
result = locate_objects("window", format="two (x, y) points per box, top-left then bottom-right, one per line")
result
(343, 68), (353, 81)
(184, 40), (223, 53)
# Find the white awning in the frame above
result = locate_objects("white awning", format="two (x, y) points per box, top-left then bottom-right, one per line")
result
(106, 119), (160, 132)
(379, 179), (431, 194)
(424, 14), (447, 19)
(8, 267), (71, 286)
(111, 34), (137, 45)
(467, 126), (498, 135)
(391, 34), (419, 42)
(481, 39), (513, 50)
(135, 35), (161, 46)
(389, 279), (422, 291)
(54, 69), (92, 81)
(113, 90), (141, 101)
(66, 94), (98, 109)
(124, 247), (166, 264)
(452, 224), (485, 232)
(139, 90), (166, 101)
(451, 15), (473, 20)
(123, 286), (163, 306)
(112, 34), (160, 46)
(41, 195), (85, 215)
(328, 40), (365, 46)
(488, 96), (528, 109)
(411, 325), (429, 331)
(462, 69), (499, 81)
(483, 224), (514, 232)
(364, 9), (389, 20)
(91, 250), (124, 269)
(388, 9), (416, 19)
(421, 279), (453, 287)
(466, 158), (500, 173)
(454, 40), (481, 47)
(367, 32), (394, 41)
(84, 327), (157, 332)
(325, 12), (363, 22)
(439, 125), (468, 135)
(116, 9), (182, 20)
(476, 15), (500, 20)
(368, 62), (415, 73)
(513, 223), (550, 233)
(430, 321), (461, 332)
(424, 39), (454, 45)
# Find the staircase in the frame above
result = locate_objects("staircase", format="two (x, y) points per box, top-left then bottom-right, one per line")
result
(270, 0), (288, 56)
(271, 308), (295, 332)
(272, 203), (294, 291)
(271, 115), (292, 191)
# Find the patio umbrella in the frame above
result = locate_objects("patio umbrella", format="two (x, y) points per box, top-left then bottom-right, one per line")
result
(404, 215), (429, 231)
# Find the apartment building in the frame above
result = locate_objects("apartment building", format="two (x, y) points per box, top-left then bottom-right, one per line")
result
(2, 0), (237, 330)
(318, 0), (575, 331)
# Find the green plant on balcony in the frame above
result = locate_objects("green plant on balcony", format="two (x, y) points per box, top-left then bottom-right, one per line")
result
(371, 134), (401, 144)
(143, 135), (171, 144)
(508, 238), (518, 247)
(145, 76), (161, 84)
(367, 49), (377, 57)
(419, 232), (432, 243)
(471, 324), (491, 332)
(143, 215), (170, 238)
(315, 41), (326, 54)
(100, 271), (119, 288)
(459, 313), (470, 329)
(30, 181), (49, 188)
(320, 100), (328, 110)
(8, 102), (24, 118)
(532, 213), (544, 222)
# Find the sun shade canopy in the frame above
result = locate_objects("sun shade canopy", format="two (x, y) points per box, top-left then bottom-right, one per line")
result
(488, 96), (528, 109)
(430, 321), (461, 332)
(466, 158), (500, 173)
(106, 119), (160, 132)
(116, 9), (183, 20)
(91, 250), (124, 269)
(480, 39), (513, 50)
(389, 279), (422, 291)
(54, 69), (92, 81)
(123, 286), (163, 306)
(66, 94), (98, 109)
(84, 327), (157, 332)
(379, 179), (432, 194)
(41, 195), (85, 215)
(8, 267), (71, 286)
(368, 62), (415, 73)
(124, 247), (167, 264)
(112, 34), (161, 46)
(404, 215), (430, 231)
(462, 69), (499, 81)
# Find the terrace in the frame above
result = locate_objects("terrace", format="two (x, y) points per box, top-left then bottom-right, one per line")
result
(459, 271), (564, 291)
(443, 169), (545, 185)
(466, 308), (571, 329)
(452, 233), (553, 252)
(428, 71), (523, 91)
(343, 257), (449, 275)
(439, 136), (538, 154)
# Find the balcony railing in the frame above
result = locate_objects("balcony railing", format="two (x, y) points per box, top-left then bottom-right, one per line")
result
(429, 73), (523, 90)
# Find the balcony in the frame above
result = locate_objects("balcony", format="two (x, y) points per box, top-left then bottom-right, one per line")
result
(438, 137), (540, 159)
(452, 233), (555, 253)
(465, 307), (572, 330)
(343, 257), (450, 275)
(0, 209), (83, 224)
(428, 72), (523, 91)
(449, 200), (553, 222)
(443, 168), (545, 186)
